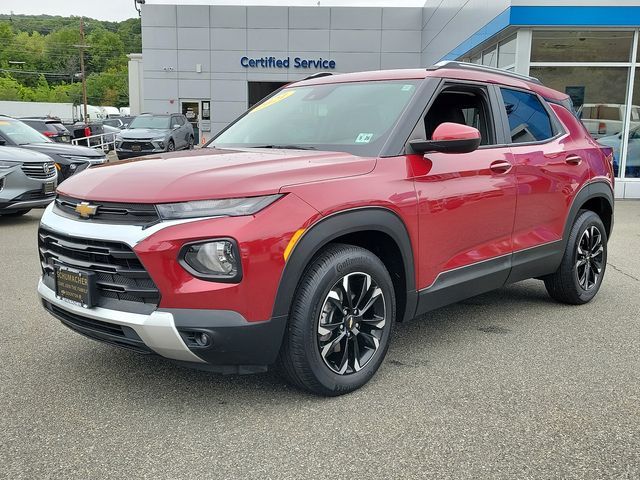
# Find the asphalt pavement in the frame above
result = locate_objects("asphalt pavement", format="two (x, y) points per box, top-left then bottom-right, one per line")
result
(1, 203), (639, 479)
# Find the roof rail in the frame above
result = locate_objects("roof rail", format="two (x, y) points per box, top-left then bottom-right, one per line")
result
(429, 61), (542, 85)
(302, 72), (333, 81)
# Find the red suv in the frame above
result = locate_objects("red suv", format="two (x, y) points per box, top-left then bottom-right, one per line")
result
(38, 62), (614, 396)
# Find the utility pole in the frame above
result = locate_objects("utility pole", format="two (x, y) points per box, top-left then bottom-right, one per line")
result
(78, 17), (89, 123)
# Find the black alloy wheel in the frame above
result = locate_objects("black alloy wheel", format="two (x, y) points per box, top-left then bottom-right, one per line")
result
(317, 272), (386, 375)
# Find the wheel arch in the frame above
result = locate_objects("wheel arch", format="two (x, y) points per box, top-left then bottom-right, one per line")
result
(271, 207), (417, 323)
(565, 181), (614, 243)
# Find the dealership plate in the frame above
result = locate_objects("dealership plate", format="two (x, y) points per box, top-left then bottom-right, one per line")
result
(131, 144), (141, 152)
(55, 265), (96, 308)
(43, 182), (56, 195)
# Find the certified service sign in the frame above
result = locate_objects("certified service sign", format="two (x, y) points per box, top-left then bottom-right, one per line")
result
(241, 56), (336, 69)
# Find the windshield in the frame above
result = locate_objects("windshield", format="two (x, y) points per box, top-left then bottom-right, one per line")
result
(211, 80), (421, 156)
(0, 118), (50, 145)
(128, 115), (171, 129)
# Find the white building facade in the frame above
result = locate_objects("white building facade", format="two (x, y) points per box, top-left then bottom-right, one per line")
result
(134, 0), (640, 198)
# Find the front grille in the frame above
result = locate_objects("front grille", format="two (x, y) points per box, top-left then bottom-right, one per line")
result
(121, 141), (154, 150)
(21, 161), (57, 179)
(14, 189), (56, 202)
(45, 302), (153, 354)
(54, 195), (160, 226)
(39, 227), (160, 307)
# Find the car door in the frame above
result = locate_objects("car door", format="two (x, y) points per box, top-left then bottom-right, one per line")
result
(497, 87), (592, 282)
(410, 81), (517, 308)
(170, 116), (183, 149)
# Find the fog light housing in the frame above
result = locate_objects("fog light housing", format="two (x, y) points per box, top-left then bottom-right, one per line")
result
(180, 239), (242, 282)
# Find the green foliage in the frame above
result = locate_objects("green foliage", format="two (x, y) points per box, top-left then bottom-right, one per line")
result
(0, 14), (140, 107)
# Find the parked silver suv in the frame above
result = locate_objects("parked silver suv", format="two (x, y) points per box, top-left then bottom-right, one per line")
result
(115, 113), (194, 159)
(0, 147), (57, 217)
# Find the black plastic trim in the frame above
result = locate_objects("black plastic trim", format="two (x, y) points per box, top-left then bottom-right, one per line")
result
(416, 254), (511, 315)
(272, 207), (417, 322)
(169, 308), (287, 366)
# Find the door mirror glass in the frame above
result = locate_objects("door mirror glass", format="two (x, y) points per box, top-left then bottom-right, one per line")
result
(409, 123), (481, 154)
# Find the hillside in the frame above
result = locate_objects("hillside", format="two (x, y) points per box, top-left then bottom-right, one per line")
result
(0, 14), (141, 107)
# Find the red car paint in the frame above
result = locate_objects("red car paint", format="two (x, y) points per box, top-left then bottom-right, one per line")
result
(53, 67), (613, 325)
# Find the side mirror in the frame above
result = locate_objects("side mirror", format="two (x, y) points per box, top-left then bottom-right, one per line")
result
(173, 124), (181, 129)
(409, 122), (481, 154)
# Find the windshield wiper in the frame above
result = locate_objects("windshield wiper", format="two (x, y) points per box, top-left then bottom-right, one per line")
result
(253, 144), (317, 150)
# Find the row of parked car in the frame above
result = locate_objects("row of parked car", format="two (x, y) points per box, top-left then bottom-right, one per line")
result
(0, 112), (196, 217)
(0, 116), (107, 217)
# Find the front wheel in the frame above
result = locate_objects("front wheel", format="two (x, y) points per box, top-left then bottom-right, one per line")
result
(167, 140), (175, 152)
(544, 210), (608, 304)
(278, 244), (395, 396)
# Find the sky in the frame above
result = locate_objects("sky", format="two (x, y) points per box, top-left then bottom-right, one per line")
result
(1, 0), (425, 22)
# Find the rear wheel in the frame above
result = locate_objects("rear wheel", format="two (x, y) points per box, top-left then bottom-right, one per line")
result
(544, 210), (607, 304)
(278, 244), (395, 396)
(188, 136), (195, 150)
(0, 209), (30, 217)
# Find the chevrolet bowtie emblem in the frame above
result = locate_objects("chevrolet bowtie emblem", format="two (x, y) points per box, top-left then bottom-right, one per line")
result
(75, 202), (99, 218)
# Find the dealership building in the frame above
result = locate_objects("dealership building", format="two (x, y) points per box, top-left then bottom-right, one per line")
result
(131, 0), (640, 198)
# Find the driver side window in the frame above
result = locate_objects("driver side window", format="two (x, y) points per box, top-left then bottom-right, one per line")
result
(424, 86), (495, 146)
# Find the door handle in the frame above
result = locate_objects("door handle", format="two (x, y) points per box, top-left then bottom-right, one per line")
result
(489, 160), (512, 174)
(566, 154), (582, 165)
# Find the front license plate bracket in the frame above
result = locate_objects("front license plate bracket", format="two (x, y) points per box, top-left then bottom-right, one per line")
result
(54, 265), (96, 308)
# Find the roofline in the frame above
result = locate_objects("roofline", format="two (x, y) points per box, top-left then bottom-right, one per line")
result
(429, 61), (542, 85)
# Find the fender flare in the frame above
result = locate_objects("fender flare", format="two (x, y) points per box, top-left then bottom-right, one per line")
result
(562, 180), (614, 249)
(271, 207), (417, 322)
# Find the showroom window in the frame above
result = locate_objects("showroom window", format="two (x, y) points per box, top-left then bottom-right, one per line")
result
(529, 29), (639, 179)
(464, 34), (517, 71)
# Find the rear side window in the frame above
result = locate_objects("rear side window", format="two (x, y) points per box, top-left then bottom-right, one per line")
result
(501, 88), (554, 143)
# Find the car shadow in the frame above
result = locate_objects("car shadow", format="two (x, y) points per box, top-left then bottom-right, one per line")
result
(51, 279), (562, 405)
(0, 210), (43, 226)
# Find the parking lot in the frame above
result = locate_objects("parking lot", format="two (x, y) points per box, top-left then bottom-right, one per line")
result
(1, 203), (638, 479)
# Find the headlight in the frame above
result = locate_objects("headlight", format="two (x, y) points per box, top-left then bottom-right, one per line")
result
(115, 134), (122, 141)
(156, 194), (282, 220)
(58, 155), (98, 162)
(0, 160), (19, 169)
(152, 136), (165, 142)
(180, 239), (241, 282)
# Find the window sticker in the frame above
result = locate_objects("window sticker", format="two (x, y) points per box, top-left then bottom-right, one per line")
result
(401, 84), (415, 92)
(355, 133), (374, 143)
(250, 90), (296, 113)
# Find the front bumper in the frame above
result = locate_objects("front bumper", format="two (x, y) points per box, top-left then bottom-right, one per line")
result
(0, 165), (56, 212)
(39, 279), (286, 372)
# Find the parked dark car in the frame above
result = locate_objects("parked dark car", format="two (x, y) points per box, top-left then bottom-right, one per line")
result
(64, 120), (105, 148)
(20, 117), (72, 143)
(0, 116), (106, 181)
(115, 113), (194, 159)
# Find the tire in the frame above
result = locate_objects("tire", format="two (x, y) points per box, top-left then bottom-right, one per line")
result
(0, 209), (30, 217)
(188, 136), (195, 150)
(278, 243), (395, 396)
(544, 210), (608, 305)
(167, 140), (175, 152)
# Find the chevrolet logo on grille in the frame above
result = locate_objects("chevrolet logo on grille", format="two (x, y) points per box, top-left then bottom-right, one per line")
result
(75, 202), (99, 218)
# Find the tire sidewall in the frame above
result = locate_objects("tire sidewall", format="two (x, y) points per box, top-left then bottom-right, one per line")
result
(568, 211), (608, 302)
(296, 248), (395, 393)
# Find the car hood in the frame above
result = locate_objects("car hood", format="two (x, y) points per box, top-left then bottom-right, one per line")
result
(0, 146), (52, 163)
(120, 128), (169, 139)
(57, 148), (376, 203)
(21, 142), (105, 158)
